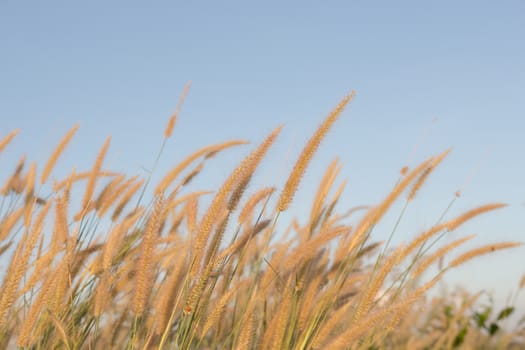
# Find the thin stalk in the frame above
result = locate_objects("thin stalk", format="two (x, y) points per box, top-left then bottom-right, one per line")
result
(135, 139), (168, 209)
(376, 195), (458, 305)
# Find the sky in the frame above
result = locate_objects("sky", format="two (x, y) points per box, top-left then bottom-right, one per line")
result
(1, 1), (524, 313)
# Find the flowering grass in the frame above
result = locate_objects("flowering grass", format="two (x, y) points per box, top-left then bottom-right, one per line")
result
(0, 93), (523, 349)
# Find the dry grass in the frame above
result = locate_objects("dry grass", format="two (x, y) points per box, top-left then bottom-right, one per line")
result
(0, 94), (523, 349)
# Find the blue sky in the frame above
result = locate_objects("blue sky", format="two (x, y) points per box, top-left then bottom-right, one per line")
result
(1, 1), (524, 309)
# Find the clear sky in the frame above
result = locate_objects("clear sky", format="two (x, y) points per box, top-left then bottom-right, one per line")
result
(1, 1), (524, 311)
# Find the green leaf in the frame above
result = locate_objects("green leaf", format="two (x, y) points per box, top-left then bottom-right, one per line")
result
(496, 306), (515, 321)
(453, 326), (468, 348)
(488, 323), (499, 336)
(444, 305), (454, 319)
(473, 307), (491, 328)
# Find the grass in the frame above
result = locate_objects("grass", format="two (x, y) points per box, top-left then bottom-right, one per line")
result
(0, 92), (523, 349)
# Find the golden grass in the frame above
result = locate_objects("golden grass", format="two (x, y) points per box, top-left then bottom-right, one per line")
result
(78, 136), (111, 219)
(164, 81), (191, 139)
(407, 148), (451, 201)
(0, 94), (522, 349)
(0, 129), (19, 154)
(449, 242), (523, 268)
(277, 92), (355, 212)
(155, 140), (248, 194)
(133, 194), (165, 316)
(41, 124), (79, 184)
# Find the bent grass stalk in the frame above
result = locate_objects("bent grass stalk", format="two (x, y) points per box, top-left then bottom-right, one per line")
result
(0, 129), (20, 154)
(41, 124), (79, 185)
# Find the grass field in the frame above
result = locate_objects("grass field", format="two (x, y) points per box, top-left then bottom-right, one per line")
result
(0, 93), (523, 349)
